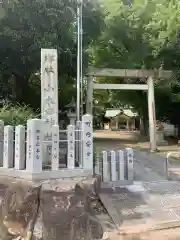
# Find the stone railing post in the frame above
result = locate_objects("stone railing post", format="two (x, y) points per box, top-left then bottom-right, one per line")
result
(0, 120), (4, 166)
(102, 151), (108, 181)
(110, 150), (116, 181)
(26, 119), (43, 173)
(117, 150), (125, 180)
(82, 114), (93, 173)
(67, 125), (75, 169)
(3, 125), (14, 168)
(75, 120), (82, 167)
(125, 148), (134, 181)
(15, 125), (25, 170)
(52, 125), (59, 170)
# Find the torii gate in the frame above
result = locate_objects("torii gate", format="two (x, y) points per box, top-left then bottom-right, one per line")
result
(86, 68), (172, 152)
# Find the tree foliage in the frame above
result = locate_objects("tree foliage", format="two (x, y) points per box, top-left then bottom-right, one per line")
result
(0, 0), (103, 110)
(1, 0), (180, 130)
(92, 0), (180, 128)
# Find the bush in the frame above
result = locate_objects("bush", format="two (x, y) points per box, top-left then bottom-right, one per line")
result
(0, 103), (38, 125)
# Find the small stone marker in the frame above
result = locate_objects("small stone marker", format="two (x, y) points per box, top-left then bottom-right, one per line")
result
(118, 150), (125, 180)
(82, 114), (93, 172)
(126, 148), (134, 180)
(15, 125), (25, 170)
(52, 125), (59, 170)
(3, 125), (14, 168)
(67, 125), (75, 169)
(0, 120), (4, 166)
(102, 151), (108, 182)
(110, 150), (116, 181)
(26, 119), (43, 173)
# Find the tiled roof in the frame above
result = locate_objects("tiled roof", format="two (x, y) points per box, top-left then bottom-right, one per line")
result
(105, 109), (138, 118)
(105, 110), (121, 118)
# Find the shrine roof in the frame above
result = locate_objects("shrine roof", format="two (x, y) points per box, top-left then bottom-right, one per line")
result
(105, 108), (138, 118)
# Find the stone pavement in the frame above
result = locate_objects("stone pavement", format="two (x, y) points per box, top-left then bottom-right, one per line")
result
(133, 150), (167, 181)
(100, 181), (180, 239)
(134, 149), (180, 181)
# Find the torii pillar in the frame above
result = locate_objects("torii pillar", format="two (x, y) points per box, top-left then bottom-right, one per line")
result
(147, 76), (157, 152)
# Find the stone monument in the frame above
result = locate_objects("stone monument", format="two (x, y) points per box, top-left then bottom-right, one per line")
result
(41, 49), (58, 165)
(156, 121), (168, 146)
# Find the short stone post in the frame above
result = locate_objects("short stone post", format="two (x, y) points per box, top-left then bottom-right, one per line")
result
(0, 120), (4, 166)
(15, 125), (25, 170)
(82, 114), (93, 172)
(43, 130), (52, 165)
(125, 148), (134, 181)
(110, 150), (116, 181)
(102, 151), (108, 181)
(52, 125), (59, 170)
(117, 150), (125, 180)
(3, 125), (14, 168)
(67, 125), (75, 169)
(76, 120), (82, 167)
(26, 119), (43, 173)
(94, 152), (100, 174)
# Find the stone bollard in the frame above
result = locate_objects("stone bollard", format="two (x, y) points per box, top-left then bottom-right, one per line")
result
(3, 125), (14, 169)
(0, 120), (4, 166)
(15, 125), (26, 170)
(26, 119), (43, 173)
(82, 114), (93, 172)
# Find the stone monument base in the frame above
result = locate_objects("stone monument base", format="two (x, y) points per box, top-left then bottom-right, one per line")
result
(0, 175), (103, 240)
(156, 131), (168, 146)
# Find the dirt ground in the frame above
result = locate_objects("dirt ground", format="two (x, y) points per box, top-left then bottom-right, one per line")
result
(94, 130), (180, 159)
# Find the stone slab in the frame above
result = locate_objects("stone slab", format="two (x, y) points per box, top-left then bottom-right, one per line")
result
(100, 181), (180, 235)
(0, 168), (93, 180)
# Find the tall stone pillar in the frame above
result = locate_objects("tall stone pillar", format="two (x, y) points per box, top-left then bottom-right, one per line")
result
(41, 49), (59, 164)
(147, 76), (157, 152)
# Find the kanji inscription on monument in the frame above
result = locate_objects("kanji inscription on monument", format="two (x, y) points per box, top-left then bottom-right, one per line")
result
(41, 49), (58, 126)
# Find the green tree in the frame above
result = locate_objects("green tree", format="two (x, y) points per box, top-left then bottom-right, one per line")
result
(0, 0), (103, 110)
(92, 0), (180, 134)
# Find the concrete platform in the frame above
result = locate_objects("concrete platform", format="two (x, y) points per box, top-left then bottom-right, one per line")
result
(100, 180), (180, 236)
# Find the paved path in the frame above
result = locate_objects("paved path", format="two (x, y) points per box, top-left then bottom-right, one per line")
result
(133, 150), (167, 181)
(101, 180), (180, 227)
(100, 181), (180, 239)
(94, 138), (180, 181)
(134, 149), (180, 181)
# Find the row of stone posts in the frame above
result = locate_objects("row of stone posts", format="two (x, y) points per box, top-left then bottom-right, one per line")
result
(94, 148), (134, 182)
(1, 114), (93, 174)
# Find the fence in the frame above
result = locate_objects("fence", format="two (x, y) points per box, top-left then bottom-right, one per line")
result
(42, 120), (83, 169)
(0, 114), (93, 180)
(94, 148), (134, 185)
